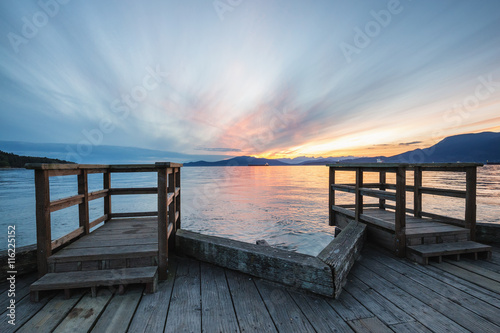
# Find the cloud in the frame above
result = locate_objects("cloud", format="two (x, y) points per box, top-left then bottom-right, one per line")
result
(399, 141), (423, 146)
(195, 147), (242, 152)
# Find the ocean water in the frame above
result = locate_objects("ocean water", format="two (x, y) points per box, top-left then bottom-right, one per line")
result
(0, 165), (499, 255)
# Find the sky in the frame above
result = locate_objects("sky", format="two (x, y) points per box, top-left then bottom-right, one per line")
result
(1, 0), (500, 160)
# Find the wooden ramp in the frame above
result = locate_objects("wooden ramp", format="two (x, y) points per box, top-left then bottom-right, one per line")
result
(30, 217), (160, 301)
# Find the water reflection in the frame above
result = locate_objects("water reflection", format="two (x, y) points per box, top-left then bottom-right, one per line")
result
(0, 165), (499, 253)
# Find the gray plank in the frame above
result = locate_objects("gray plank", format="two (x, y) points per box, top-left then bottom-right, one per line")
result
(0, 273), (37, 312)
(325, 287), (373, 321)
(289, 289), (354, 333)
(91, 286), (143, 333)
(1, 290), (54, 333)
(16, 292), (83, 333)
(347, 317), (393, 333)
(351, 263), (469, 333)
(362, 259), (500, 332)
(433, 261), (500, 293)
(401, 253), (500, 308)
(200, 263), (240, 332)
(344, 276), (414, 325)
(461, 257), (500, 274)
(53, 289), (113, 333)
(389, 321), (433, 333)
(225, 269), (277, 333)
(445, 259), (500, 282)
(254, 279), (315, 333)
(127, 261), (177, 333)
(165, 258), (201, 333)
(366, 250), (500, 327)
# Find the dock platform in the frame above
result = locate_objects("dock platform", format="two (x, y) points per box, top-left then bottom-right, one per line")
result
(328, 163), (492, 264)
(4, 244), (500, 332)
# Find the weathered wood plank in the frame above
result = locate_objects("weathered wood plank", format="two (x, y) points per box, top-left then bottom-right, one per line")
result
(165, 258), (201, 333)
(225, 269), (277, 332)
(48, 244), (158, 262)
(200, 263), (240, 332)
(324, 289), (373, 321)
(0, 245), (38, 280)
(0, 273), (38, 311)
(361, 258), (500, 332)
(367, 250), (500, 328)
(52, 290), (113, 333)
(351, 263), (469, 333)
(1, 290), (55, 333)
(390, 321), (433, 333)
(317, 221), (366, 298)
(254, 279), (315, 333)
(109, 187), (158, 195)
(49, 194), (84, 212)
(433, 261), (500, 293)
(344, 276), (414, 325)
(16, 292), (83, 333)
(90, 286), (143, 333)
(127, 260), (177, 333)
(176, 229), (334, 297)
(51, 227), (84, 250)
(289, 289), (354, 333)
(347, 317), (393, 333)
(30, 267), (158, 291)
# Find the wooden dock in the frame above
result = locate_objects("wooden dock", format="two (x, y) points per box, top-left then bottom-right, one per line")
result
(3, 244), (500, 332)
(24, 163), (182, 298)
(328, 163), (492, 264)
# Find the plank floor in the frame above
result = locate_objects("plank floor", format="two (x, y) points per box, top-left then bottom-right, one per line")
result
(3, 243), (500, 332)
(361, 208), (469, 236)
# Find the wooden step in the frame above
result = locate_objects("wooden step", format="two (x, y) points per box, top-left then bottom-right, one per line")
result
(30, 267), (158, 302)
(48, 244), (158, 263)
(407, 241), (492, 265)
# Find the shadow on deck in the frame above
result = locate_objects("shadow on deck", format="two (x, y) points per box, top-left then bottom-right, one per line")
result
(4, 244), (500, 332)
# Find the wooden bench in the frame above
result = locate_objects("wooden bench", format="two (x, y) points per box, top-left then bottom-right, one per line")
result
(30, 267), (158, 302)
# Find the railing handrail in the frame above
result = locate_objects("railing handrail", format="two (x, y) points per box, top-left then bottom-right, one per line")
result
(328, 163), (480, 258)
(27, 162), (182, 279)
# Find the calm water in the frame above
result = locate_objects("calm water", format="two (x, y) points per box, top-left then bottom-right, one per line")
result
(1, 165), (499, 254)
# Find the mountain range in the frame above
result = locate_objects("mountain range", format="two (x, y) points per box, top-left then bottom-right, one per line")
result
(184, 132), (500, 166)
(0, 131), (498, 166)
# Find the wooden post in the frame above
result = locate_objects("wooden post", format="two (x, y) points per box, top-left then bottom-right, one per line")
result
(355, 168), (363, 222)
(395, 167), (406, 257)
(103, 171), (111, 222)
(175, 168), (181, 230)
(157, 166), (168, 280)
(35, 169), (51, 277)
(465, 166), (477, 241)
(168, 169), (176, 242)
(414, 167), (422, 218)
(329, 168), (336, 226)
(379, 171), (386, 210)
(78, 169), (90, 235)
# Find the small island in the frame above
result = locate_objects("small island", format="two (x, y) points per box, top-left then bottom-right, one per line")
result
(0, 150), (74, 168)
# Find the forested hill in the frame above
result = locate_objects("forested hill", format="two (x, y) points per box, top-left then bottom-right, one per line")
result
(0, 150), (74, 168)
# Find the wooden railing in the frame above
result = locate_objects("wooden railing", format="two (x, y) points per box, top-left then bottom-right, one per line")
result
(328, 163), (481, 257)
(25, 162), (182, 279)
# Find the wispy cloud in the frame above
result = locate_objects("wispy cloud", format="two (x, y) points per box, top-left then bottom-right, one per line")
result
(0, 0), (499, 158)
